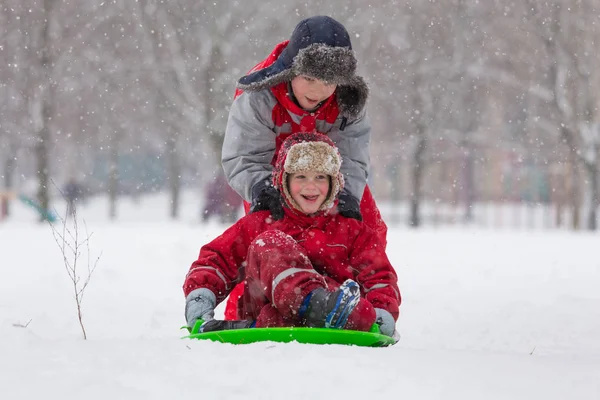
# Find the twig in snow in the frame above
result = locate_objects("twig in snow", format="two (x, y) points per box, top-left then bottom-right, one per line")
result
(47, 180), (102, 340)
(12, 319), (32, 328)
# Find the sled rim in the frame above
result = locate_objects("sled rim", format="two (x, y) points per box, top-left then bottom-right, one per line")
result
(182, 324), (397, 347)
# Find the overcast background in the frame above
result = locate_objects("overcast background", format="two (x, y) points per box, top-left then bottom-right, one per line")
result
(1, 0), (599, 230)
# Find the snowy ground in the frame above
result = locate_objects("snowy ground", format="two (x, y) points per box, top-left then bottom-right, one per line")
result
(1, 193), (599, 399)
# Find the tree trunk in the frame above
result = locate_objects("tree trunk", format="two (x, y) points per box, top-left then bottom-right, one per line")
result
(35, 0), (56, 222)
(167, 127), (180, 219)
(462, 146), (475, 223)
(36, 114), (51, 222)
(555, 169), (566, 228)
(409, 135), (426, 228)
(569, 159), (581, 230)
(3, 153), (15, 216)
(389, 164), (401, 225)
(108, 134), (119, 220)
(587, 163), (598, 231)
(205, 41), (225, 162)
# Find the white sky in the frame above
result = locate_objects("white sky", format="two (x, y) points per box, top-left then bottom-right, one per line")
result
(1, 192), (599, 399)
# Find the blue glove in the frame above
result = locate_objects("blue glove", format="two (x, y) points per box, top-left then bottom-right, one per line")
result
(185, 288), (216, 328)
(250, 180), (284, 220)
(375, 308), (395, 337)
(337, 190), (362, 221)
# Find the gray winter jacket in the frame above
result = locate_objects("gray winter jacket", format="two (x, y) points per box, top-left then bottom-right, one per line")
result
(222, 87), (371, 202)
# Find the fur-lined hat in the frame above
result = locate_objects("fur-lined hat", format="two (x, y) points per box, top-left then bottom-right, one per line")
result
(273, 132), (344, 213)
(237, 16), (369, 119)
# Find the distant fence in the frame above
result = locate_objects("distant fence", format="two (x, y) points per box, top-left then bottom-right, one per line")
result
(378, 201), (599, 230)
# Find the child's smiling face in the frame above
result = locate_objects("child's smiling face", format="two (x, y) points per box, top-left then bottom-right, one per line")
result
(288, 171), (331, 214)
(291, 75), (337, 110)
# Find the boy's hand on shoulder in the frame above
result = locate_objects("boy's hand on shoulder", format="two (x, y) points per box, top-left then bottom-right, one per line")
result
(250, 179), (284, 220)
(337, 191), (362, 221)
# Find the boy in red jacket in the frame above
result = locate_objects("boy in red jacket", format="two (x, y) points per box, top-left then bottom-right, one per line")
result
(184, 132), (400, 336)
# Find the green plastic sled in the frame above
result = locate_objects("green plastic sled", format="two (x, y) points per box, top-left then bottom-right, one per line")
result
(182, 320), (398, 347)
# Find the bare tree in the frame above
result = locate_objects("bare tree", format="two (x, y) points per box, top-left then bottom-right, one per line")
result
(27, 0), (56, 221)
(133, 0), (283, 218)
(49, 185), (101, 340)
(524, 0), (600, 230)
(3, 0), (599, 230)
(133, 1), (227, 218)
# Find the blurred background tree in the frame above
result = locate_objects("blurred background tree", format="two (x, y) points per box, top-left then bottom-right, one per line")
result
(1, 0), (598, 229)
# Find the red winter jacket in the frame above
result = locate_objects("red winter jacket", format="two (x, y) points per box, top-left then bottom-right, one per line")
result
(183, 209), (401, 323)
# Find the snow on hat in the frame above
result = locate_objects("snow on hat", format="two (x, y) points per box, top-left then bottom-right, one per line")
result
(273, 132), (344, 213)
(237, 16), (369, 119)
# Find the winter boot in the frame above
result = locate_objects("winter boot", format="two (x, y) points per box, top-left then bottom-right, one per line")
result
(200, 319), (254, 333)
(299, 279), (361, 329)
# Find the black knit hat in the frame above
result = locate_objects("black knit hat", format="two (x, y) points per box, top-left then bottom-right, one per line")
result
(237, 16), (369, 119)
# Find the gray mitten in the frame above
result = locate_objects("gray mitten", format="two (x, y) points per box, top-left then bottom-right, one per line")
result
(375, 308), (395, 337)
(185, 288), (216, 328)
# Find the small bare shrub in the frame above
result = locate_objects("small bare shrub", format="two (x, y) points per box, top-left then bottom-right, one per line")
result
(48, 183), (101, 339)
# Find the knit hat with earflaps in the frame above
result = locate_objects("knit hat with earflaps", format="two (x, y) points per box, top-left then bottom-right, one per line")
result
(237, 16), (369, 119)
(273, 132), (344, 214)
